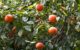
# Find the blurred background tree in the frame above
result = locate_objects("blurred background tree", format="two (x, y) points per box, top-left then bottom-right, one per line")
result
(0, 0), (80, 50)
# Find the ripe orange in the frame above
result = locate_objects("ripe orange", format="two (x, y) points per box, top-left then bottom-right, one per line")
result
(36, 3), (43, 11)
(4, 14), (14, 23)
(35, 42), (44, 49)
(48, 15), (57, 23)
(48, 27), (58, 35)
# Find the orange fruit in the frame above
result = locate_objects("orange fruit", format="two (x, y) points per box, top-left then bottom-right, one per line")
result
(48, 15), (57, 23)
(12, 26), (16, 33)
(36, 42), (44, 49)
(48, 27), (58, 35)
(4, 14), (14, 23)
(36, 3), (43, 11)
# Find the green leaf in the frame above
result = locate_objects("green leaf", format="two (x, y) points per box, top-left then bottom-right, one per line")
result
(18, 29), (23, 37)
(27, 21), (34, 24)
(24, 26), (31, 31)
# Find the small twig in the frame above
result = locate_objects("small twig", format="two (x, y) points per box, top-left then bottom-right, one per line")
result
(66, 23), (70, 35)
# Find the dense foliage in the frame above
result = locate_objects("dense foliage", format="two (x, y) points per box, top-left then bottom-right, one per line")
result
(0, 0), (80, 50)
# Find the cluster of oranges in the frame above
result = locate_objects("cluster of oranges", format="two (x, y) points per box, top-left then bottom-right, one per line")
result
(4, 14), (16, 38)
(35, 3), (58, 50)
(4, 3), (58, 50)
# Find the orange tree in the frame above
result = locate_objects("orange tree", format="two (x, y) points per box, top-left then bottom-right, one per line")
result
(0, 0), (80, 50)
